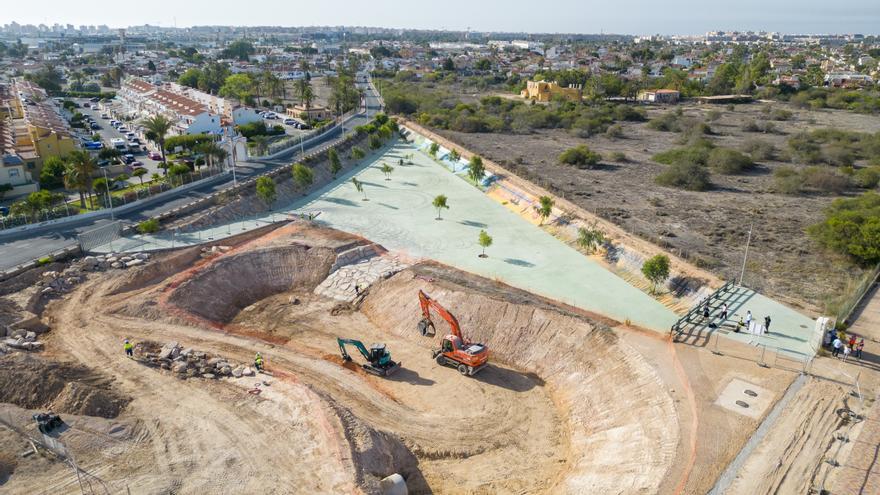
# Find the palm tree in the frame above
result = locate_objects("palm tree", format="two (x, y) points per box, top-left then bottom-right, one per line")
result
(352, 177), (367, 201)
(250, 135), (269, 156)
(467, 155), (485, 184)
(296, 78), (314, 125)
(537, 195), (554, 225)
(64, 150), (97, 209)
(195, 141), (227, 170)
(433, 194), (449, 220)
(379, 163), (394, 180)
(141, 114), (172, 175)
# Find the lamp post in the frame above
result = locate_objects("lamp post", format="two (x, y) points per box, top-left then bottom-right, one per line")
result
(739, 221), (753, 286)
(101, 167), (114, 220)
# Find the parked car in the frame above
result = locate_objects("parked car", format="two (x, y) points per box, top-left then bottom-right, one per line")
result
(90, 123), (101, 130)
(122, 154), (135, 164)
(89, 97), (100, 103)
(130, 161), (144, 168)
(100, 113), (109, 119)
(148, 151), (162, 160)
(83, 141), (103, 150)
(264, 113), (278, 120)
(118, 126), (128, 133)
(284, 118), (297, 125)
(0, 206), (9, 216)
(125, 132), (136, 139)
(96, 159), (111, 167)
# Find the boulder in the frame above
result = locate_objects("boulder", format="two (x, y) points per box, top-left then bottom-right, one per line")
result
(83, 256), (98, 265)
(125, 259), (144, 268)
(110, 262), (123, 269)
(207, 357), (224, 366)
(158, 342), (181, 360)
(242, 367), (255, 377)
(42, 271), (59, 279)
(219, 366), (232, 376)
(203, 373), (216, 379)
(134, 253), (151, 260)
(23, 342), (43, 351)
(232, 366), (244, 378)
(120, 256), (133, 263)
(24, 331), (36, 343)
(172, 362), (188, 373)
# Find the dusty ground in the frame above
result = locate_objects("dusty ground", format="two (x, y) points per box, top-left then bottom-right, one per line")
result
(0, 223), (860, 494)
(436, 102), (880, 314)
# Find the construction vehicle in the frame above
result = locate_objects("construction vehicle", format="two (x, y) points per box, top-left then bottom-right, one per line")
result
(32, 412), (64, 435)
(417, 290), (489, 376)
(337, 338), (401, 377)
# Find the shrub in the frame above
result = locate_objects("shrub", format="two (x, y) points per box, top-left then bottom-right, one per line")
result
(808, 192), (880, 265)
(559, 145), (601, 168)
(801, 166), (850, 193)
(853, 167), (880, 189)
(741, 138), (776, 161)
(138, 218), (160, 234)
(652, 141), (713, 166)
(609, 151), (628, 162)
(655, 161), (711, 191)
(707, 148), (754, 174)
(369, 134), (382, 150)
(705, 109), (722, 122)
(773, 166), (803, 194)
(36, 256), (53, 266)
(605, 124), (624, 139)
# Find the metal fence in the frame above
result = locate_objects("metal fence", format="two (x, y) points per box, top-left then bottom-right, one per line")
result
(77, 221), (123, 252)
(0, 166), (224, 233)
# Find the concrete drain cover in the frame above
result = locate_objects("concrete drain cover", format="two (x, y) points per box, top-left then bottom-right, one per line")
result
(743, 389), (758, 397)
(736, 400), (750, 408)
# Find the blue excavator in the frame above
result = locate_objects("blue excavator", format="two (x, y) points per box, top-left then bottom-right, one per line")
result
(337, 338), (401, 377)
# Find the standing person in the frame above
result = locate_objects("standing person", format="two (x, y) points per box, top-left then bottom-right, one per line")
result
(848, 335), (857, 350)
(832, 337), (843, 357)
(856, 339), (865, 359)
(745, 311), (753, 332)
(720, 303), (729, 321)
(702, 304), (710, 321)
(764, 316), (771, 334)
(254, 352), (264, 372)
(824, 329), (834, 348)
(843, 344), (852, 362)
(124, 339), (133, 357)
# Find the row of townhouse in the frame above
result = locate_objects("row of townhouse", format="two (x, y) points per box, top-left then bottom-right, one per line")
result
(1, 80), (76, 198)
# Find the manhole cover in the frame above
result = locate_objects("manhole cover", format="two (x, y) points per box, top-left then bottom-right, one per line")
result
(744, 389), (758, 397)
(736, 400), (750, 408)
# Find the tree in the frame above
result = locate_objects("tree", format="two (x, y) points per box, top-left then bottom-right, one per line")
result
(92, 177), (110, 207)
(433, 194), (449, 220)
(39, 156), (67, 189)
(250, 135), (269, 156)
(352, 177), (367, 201)
(380, 163), (394, 180)
(296, 78), (314, 124)
(351, 147), (365, 160)
(449, 149), (461, 162)
(537, 195), (554, 225)
(442, 57), (455, 71)
(221, 40), (255, 61)
(478, 230), (493, 257)
(256, 176), (277, 205)
(141, 115), (172, 173)
(328, 148), (342, 177)
(178, 68), (203, 88)
(369, 134), (382, 150)
(641, 254), (670, 294)
(467, 156), (485, 184)
(291, 163), (314, 192)
(220, 73), (255, 105)
(576, 224), (606, 254)
(429, 142), (440, 158)
(64, 150), (97, 209)
(808, 192), (880, 265)
(132, 167), (148, 185)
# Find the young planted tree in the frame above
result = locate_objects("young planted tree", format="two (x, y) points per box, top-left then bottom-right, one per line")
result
(351, 146), (365, 160)
(380, 163), (394, 180)
(433, 194), (449, 220)
(467, 155), (486, 185)
(537, 195), (554, 225)
(352, 177), (367, 201)
(132, 167), (148, 185)
(641, 254), (671, 294)
(449, 149), (461, 162)
(291, 163), (314, 192)
(328, 148), (342, 178)
(141, 114), (172, 174)
(478, 230), (493, 258)
(429, 142), (440, 158)
(576, 224), (606, 254)
(256, 176), (277, 205)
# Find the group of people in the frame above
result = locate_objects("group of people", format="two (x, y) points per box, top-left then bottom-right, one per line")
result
(825, 329), (865, 361)
(700, 300), (771, 335)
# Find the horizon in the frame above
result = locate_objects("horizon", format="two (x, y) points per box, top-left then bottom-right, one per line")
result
(4, 0), (880, 37)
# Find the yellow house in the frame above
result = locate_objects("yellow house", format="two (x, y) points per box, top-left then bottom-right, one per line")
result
(520, 80), (582, 103)
(7, 80), (77, 179)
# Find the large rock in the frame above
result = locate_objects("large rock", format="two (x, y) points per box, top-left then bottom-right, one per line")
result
(24, 331), (36, 343)
(158, 342), (181, 360)
(110, 262), (123, 269)
(219, 366), (232, 376)
(172, 362), (189, 373)
(125, 259), (144, 268)
(232, 366), (244, 378)
(134, 253), (151, 261)
(242, 367), (255, 377)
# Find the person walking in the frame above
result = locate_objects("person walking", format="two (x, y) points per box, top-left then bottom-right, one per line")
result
(745, 311), (753, 332)
(720, 303), (729, 321)
(254, 352), (264, 372)
(843, 344), (852, 362)
(832, 337), (843, 357)
(124, 339), (133, 357)
(848, 335), (857, 350)
(856, 339), (865, 359)
(764, 316), (771, 334)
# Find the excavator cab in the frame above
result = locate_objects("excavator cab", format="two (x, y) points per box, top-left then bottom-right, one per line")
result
(418, 290), (489, 377)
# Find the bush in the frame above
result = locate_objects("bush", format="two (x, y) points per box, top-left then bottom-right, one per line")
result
(609, 151), (628, 162)
(36, 256), (53, 266)
(369, 134), (382, 150)
(707, 148), (754, 174)
(808, 192), (880, 265)
(164, 134), (214, 152)
(138, 218), (160, 234)
(605, 124), (624, 139)
(559, 145), (601, 168)
(853, 167), (880, 189)
(652, 141), (713, 166)
(801, 166), (850, 193)
(773, 166), (803, 194)
(741, 138), (776, 161)
(656, 161), (711, 191)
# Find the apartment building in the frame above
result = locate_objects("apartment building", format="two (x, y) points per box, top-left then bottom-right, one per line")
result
(117, 77), (222, 135)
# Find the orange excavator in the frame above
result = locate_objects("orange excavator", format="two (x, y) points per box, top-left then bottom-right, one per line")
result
(417, 290), (489, 376)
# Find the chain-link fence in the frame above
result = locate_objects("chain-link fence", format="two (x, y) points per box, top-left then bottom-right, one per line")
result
(77, 221), (122, 252)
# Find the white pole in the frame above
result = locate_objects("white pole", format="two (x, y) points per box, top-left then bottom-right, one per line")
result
(739, 221), (752, 286)
(101, 168), (115, 220)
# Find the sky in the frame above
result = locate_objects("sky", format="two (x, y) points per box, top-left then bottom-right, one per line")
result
(4, 0), (879, 35)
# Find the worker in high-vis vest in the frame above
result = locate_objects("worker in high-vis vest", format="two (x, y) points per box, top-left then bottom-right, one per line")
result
(124, 339), (134, 357)
(254, 352), (264, 371)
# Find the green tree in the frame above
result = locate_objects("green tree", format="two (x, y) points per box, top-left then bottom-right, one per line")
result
(256, 176), (276, 205)
(369, 134), (382, 150)
(478, 230), (493, 257)
(467, 155), (485, 184)
(39, 156), (67, 189)
(291, 163), (314, 192)
(296, 78), (315, 124)
(429, 142), (440, 158)
(559, 145), (601, 169)
(449, 149), (461, 162)
(433, 194), (449, 220)
(351, 176), (368, 200)
(63, 150), (97, 208)
(328, 148), (342, 177)
(220, 73), (255, 105)
(221, 40), (255, 61)
(442, 57), (455, 71)
(141, 114), (172, 173)
(641, 254), (671, 294)
(536, 195), (554, 225)
(250, 135), (269, 156)
(178, 68), (203, 88)
(132, 167), (148, 185)
(577, 224), (606, 254)
(808, 192), (880, 265)
(351, 147), (365, 160)
(380, 163), (394, 180)
(92, 177), (110, 207)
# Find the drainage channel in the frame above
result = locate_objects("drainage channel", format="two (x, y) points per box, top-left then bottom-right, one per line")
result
(707, 373), (808, 495)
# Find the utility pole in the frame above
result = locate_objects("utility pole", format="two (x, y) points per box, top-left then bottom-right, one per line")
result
(739, 221), (753, 286)
(101, 168), (114, 220)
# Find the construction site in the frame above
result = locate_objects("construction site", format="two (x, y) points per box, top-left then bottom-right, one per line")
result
(1, 124), (879, 495)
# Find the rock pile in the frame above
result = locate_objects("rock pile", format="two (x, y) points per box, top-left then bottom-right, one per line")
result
(35, 253), (152, 297)
(0, 329), (43, 353)
(135, 341), (255, 380)
(199, 245), (232, 259)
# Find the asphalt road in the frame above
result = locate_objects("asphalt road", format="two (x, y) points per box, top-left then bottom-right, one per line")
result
(0, 77), (382, 271)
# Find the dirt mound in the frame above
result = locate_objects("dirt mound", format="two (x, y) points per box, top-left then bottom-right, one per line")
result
(0, 354), (128, 418)
(361, 267), (679, 494)
(104, 246), (203, 296)
(168, 245), (336, 323)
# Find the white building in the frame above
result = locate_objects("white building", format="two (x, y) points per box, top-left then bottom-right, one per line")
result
(117, 77), (223, 135)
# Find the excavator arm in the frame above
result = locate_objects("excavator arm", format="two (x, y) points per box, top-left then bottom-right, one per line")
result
(418, 290), (463, 340)
(337, 338), (371, 362)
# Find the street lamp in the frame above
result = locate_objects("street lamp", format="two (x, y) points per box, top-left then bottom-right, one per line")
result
(101, 167), (114, 220)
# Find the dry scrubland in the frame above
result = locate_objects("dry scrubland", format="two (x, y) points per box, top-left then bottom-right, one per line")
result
(438, 102), (880, 313)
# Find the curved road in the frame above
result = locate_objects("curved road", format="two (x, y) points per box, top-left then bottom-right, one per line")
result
(0, 76), (382, 271)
